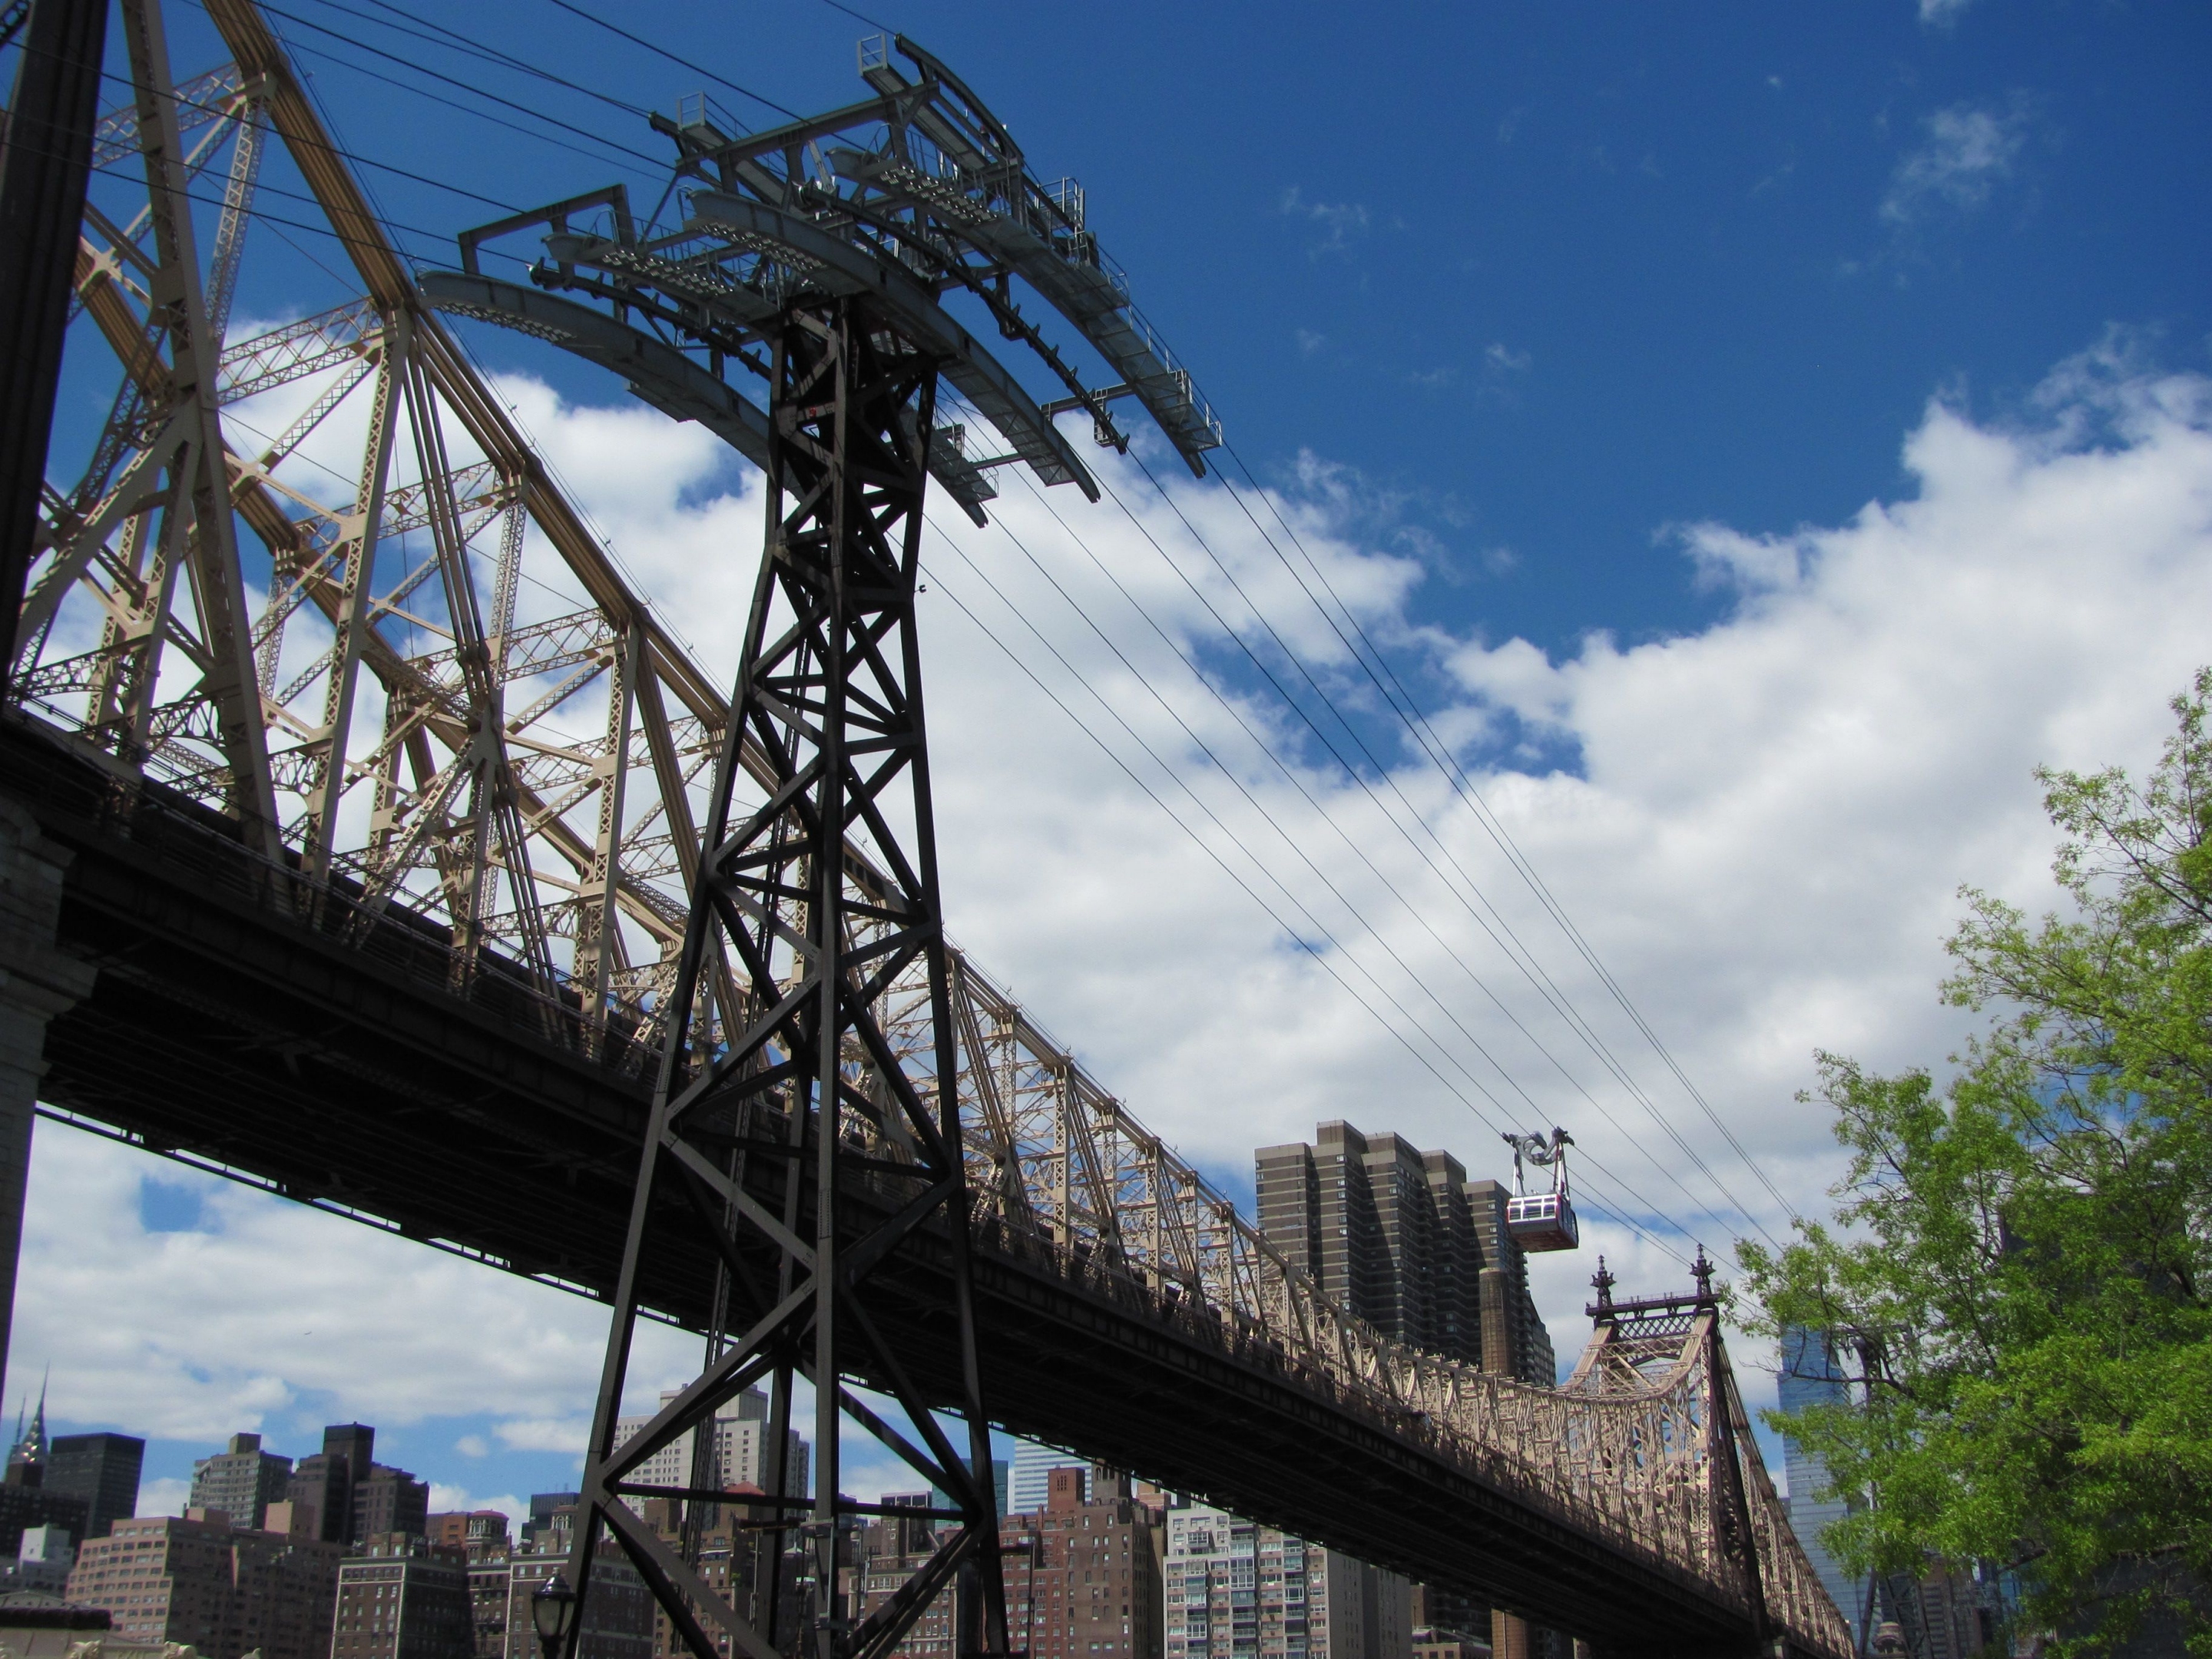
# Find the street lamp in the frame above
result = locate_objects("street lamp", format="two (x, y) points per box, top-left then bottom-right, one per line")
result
(530, 1571), (578, 1659)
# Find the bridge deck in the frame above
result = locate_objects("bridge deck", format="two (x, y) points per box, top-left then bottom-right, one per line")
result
(8, 714), (1770, 1654)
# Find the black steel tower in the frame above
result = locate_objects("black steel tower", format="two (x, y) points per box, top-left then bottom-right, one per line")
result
(432, 33), (1220, 1659)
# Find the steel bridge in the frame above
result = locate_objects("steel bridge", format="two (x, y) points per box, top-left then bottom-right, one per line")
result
(0, 4), (1850, 1656)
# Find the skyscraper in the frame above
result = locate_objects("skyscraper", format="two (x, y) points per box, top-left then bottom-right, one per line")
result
(1006, 1444), (1088, 1516)
(65, 1510), (341, 1659)
(1162, 1500), (1408, 1659)
(290, 1423), (376, 1545)
(1256, 1122), (1555, 1384)
(1777, 1327), (1869, 1646)
(46, 1432), (144, 1540)
(610, 1389), (806, 1510)
(190, 1433), (294, 1530)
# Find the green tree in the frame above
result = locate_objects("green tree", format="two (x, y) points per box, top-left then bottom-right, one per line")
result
(1741, 671), (2212, 1654)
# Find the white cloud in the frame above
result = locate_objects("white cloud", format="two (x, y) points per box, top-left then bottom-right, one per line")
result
(1278, 186), (1370, 255)
(492, 1419), (593, 1455)
(1883, 99), (2029, 224)
(1917, 0), (1973, 26)
(15, 336), (2212, 1456)
(7, 1124), (698, 1444)
(137, 1477), (190, 1518)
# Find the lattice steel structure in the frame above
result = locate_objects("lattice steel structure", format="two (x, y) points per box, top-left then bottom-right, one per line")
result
(7, 6), (1849, 1654)
(424, 32), (1230, 1659)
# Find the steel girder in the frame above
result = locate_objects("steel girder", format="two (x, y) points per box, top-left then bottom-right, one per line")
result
(566, 296), (1006, 1659)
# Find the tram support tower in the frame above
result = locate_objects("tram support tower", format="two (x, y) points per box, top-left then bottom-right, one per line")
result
(568, 291), (998, 1659)
(432, 32), (1223, 1659)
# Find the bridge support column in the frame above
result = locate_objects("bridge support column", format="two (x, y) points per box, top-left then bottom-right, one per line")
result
(0, 795), (96, 1391)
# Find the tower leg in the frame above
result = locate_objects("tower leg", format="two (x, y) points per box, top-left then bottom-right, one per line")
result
(561, 294), (1004, 1659)
(0, 798), (96, 1391)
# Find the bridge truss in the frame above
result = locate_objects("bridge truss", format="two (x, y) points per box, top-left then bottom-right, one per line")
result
(5, 4), (1849, 1655)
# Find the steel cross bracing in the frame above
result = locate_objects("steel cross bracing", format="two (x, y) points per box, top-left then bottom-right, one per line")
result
(413, 33), (1221, 521)
(565, 296), (1012, 1659)
(6, 4), (1848, 1654)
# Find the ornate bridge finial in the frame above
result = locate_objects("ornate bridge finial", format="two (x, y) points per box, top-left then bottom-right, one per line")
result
(1690, 1244), (1715, 1303)
(1591, 1255), (1614, 1310)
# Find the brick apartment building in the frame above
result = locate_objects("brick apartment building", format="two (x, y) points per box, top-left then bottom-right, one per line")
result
(65, 1511), (342, 1659)
(330, 1533), (474, 1659)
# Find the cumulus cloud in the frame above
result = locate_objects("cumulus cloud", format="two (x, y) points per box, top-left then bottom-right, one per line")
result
(1882, 98), (2030, 225)
(9, 1124), (700, 1444)
(137, 1478), (190, 1519)
(14, 337), (2212, 1450)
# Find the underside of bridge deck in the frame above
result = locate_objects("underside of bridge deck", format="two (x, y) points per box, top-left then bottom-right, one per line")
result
(5, 712), (1762, 1655)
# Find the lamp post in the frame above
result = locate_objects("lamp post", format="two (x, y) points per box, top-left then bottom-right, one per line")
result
(530, 1571), (578, 1659)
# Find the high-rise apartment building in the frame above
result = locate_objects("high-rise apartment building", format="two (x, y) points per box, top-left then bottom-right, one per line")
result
(610, 1390), (806, 1508)
(1005, 1445), (1088, 1517)
(1256, 1122), (1555, 1384)
(851, 1465), (1160, 1659)
(289, 1424), (376, 1545)
(330, 1534), (475, 1659)
(1005, 1469), (1161, 1659)
(354, 1465), (432, 1542)
(46, 1433), (144, 1541)
(1163, 1501), (1409, 1659)
(498, 1543), (652, 1659)
(1776, 1328), (1867, 1646)
(190, 1433), (295, 1531)
(429, 1512), (512, 1561)
(266, 1423), (426, 1546)
(65, 1510), (342, 1659)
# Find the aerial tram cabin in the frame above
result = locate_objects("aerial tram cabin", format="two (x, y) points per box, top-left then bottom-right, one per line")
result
(1506, 1189), (1580, 1253)
(1503, 1128), (1581, 1253)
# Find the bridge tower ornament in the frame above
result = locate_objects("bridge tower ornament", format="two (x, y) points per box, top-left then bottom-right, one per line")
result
(435, 35), (1220, 1659)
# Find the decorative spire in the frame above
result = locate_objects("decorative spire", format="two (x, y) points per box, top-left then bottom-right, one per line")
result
(1590, 1255), (1614, 1310)
(1690, 1244), (1715, 1304)
(10, 1371), (48, 1467)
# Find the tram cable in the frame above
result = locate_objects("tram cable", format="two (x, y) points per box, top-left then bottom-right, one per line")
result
(1031, 441), (1783, 1250)
(1189, 456), (1792, 1235)
(945, 431), (1767, 1249)
(89, 0), (1772, 1260)
(1216, 441), (1800, 1220)
(918, 538), (1694, 1267)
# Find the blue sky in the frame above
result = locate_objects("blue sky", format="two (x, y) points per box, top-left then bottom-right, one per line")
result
(135, 0), (2211, 660)
(16, 0), (2212, 1536)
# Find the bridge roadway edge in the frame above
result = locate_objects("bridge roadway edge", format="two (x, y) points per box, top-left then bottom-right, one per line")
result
(0, 714), (1759, 1656)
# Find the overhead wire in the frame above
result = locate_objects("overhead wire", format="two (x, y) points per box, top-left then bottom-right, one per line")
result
(240, 0), (674, 172)
(944, 502), (1734, 1251)
(118, 0), (1752, 1261)
(96, 61), (532, 220)
(535, 0), (797, 124)
(295, 0), (653, 122)
(917, 537), (1691, 1267)
(1098, 448), (1786, 1250)
(1217, 439), (1800, 1220)
(940, 403), (1761, 1247)
(1018, 434), (1780, 1251)
(1188, 455), (1790, 1240)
